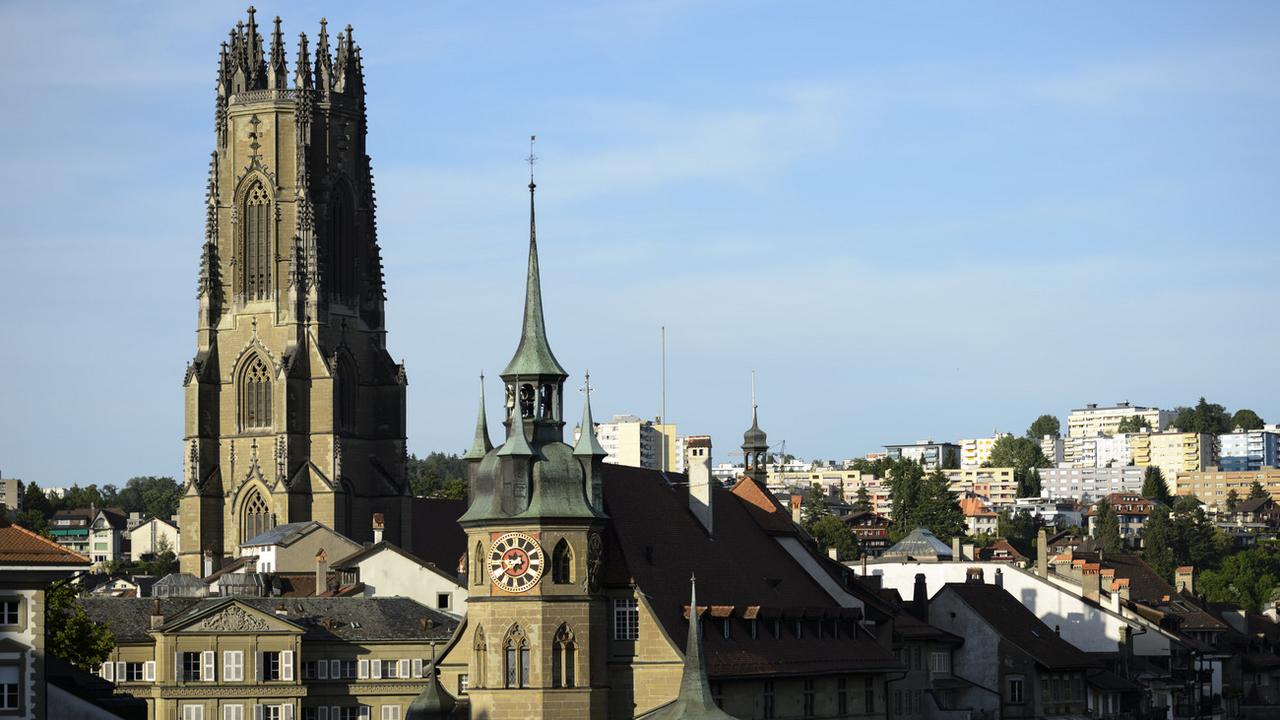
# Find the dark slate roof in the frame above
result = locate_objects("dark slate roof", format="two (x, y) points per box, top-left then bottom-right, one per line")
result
(941, 582), (1098, 670)
(1234, 497), (1274, 514)
(408, 498), (468, 572)
(46, 655), (148, 720)
(241, 521), (322, 547)
(79, 597), (459, 644)
(602, 464), (899, 678)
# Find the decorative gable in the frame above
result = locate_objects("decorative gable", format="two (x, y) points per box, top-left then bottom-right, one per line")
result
(170, 603), (300, 635)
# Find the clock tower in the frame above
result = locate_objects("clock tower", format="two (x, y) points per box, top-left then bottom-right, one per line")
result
(455, 167), (610, 719)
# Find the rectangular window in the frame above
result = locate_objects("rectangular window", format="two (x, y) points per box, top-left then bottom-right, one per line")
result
(203, 651), (216, 682)
(436, 593), (451, 610)
(1007, 676), (1025, 704)
(331, 660), (343, 679)
(343, 660), (357, 679)
(225, 705), (244, 720)
(182, 652), (202, 681)
(930, 652), (950, 674)
(865, 676), (875, 713)
(0, 666), (18, 711)
(380, 707), (399, 720)
(263, 706), (281, 720)
(748, 619), (758, 639)
(182, 706), (204, 720)
(224, 651), (244, 682)
(803, 678), (815, 716)
(0, 601), (18, 626)
(302, 662), (315, 680)
(382, 660), (397, 679)
(613, 599), (639, 640)
(124, 662), (145, 681)
(838, 678), (848, 715)
(458, 675), (469, 695)
(762, 680), (775, 719)
(263, 652), (281, 681)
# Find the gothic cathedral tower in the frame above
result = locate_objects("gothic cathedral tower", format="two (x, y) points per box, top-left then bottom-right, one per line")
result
(179, 9), (409, 574)
(452, 171), (610, 718)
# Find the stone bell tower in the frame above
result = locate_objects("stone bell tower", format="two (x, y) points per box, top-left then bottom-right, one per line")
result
(179, 8), (409, 574)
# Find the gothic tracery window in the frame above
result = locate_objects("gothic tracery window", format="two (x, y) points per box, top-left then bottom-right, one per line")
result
(242, 181), (272, 301)
(473, 626), (487, 689)
(240, 356), (273, 430)
(552, 624), (576, 689)
(552, 539), (572, 584)
(503, 625), (530, 689)
(473, 541), (484, 586)
(241, 488), (273, 542)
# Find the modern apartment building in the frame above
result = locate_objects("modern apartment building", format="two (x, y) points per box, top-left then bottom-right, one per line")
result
(1040, 436), (1065, 466)
(1218, 429), (1280, 472)
(1063, 433), (1132, 468)
(958, 433), (1011, 469)
(1038, 466), (1144, 503)
(942, 468), (1017, 509)
(0, 474), (22, 513)
(1174, 468), (1280, 510)
(1067, 402), (1173, 438)
(1130, 432), (1217, 492)
(884, 441), (961, 471)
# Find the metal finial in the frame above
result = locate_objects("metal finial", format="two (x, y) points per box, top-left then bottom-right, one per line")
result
(751, 369), (757, 410)
(580, 370), (593, 398)
(526, 134), (538, 187)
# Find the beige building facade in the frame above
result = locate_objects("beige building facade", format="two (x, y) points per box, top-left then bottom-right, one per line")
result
(1067, 402), (1173, 438)
(1174, 468), (1280, 510)
(179, 12), (410, 574)
(1130, 431), (1217, 492)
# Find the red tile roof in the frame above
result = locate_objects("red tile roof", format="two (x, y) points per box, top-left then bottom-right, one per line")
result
(0, 517), (91, 566)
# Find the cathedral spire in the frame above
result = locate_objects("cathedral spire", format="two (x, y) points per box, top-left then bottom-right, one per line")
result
(294, 32), (312, 89)
(463, 374), (494, 461)
(502, 136), (568, 379)
(315, 18), (333, 92)
(267, 16), (288, 89)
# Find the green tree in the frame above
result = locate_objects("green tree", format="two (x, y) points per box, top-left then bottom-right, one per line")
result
(15, 509), (48, 535)
(45, 581), (114, 670)
(987, 436), (1050, 472)
(852, 484), (872, 512)
(887, 461), (925, 538)
(1141, 466), (1171, 504)
(1142, 497), (1230, 581)
(59, 484), (104, 511)
(1226, 489), (1240, 512)
(1018, 467), (1042, 499)
(998, 509), (1042, 557)
(1250, 481), (1269, 500)
(408, 452), (468, 498)
(1094, 497), (1123, 553)
(808, 515), (859, 561)
(1171, 397), (1232, 435)
(800, 484), (828, 527)
(1231, 409), (1265, 431)
(915, 470), (966, 542)
(1198, 546), (1280, 613)
(1141, 505), (1177, 579)
(21, 482), (53, 519)
(1115, 416), (1152, 433)
(116, 476), (181, 519)
(1027, 414), (1061, 440)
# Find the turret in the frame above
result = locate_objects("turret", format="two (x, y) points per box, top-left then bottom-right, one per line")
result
(573, 372), (608, 511)
(742, 374), (769, 485)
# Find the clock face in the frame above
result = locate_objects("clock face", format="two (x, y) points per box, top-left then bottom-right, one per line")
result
(488, 532), (544, 593)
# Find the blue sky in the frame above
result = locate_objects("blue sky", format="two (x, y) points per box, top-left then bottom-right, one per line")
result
(2, 1), (1278, 487)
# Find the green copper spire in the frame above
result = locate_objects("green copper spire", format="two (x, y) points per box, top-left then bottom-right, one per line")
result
(573, 371), (606, 457)
(462, 373), (493, 461)
(647, 575), (739, 720)
(501, 145), (568, 380)
(496, 375), (534, 457)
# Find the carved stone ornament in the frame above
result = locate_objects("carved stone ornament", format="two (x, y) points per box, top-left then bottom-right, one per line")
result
(586, 531), (604, 592)
(196, 605), (271, 632)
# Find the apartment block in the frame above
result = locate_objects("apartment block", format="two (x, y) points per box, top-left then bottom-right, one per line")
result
(885, 441), (961, 471)
(0, 474), (22, 513)
(1038, 466), (1144, 503)
(1174, 468), (1280, 510)
(959, 433), (1011, 469)
(575, 414), (661, 469)
(1219, 429), (1280, 472)
(1130, 432), (1217, 492)
(1063, 433), (1132, 468)
(1040, 436), (1065, 466)
(942, 468), (1017, 509)
(1067, 402), (1173, 438)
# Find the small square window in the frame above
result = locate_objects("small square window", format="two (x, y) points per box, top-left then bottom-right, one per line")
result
(0, 601), (18, 626)
(436, 593), (451, 610)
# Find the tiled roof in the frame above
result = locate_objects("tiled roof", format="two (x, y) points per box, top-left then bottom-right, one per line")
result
(0, 517), (90, 566)
(79, 596), (459, 644)
(1234, 497), (1274, 514)
(942, 582), (1098, 670)
(728, 477), (796, 535)
(602, 464), (899, 677)
(959, 497), (997, 518)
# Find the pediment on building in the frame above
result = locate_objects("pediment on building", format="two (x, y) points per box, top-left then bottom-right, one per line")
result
(166, 601), (300, 635)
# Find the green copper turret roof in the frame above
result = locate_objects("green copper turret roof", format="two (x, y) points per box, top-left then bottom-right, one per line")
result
(462, 374), (493, 461)
(573, 372), (607, 457)
(501, 181), (568, 379)
(405, 647), (456, 720)
(644, 576), (740, 720)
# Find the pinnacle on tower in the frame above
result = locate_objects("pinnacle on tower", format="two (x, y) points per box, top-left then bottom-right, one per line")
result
(294, 32), (312, 89)
(315, 18), (333, 92)
(573, 371), (606, 458)
(463, 374), (494, 461)
(267, 15), (288, 89)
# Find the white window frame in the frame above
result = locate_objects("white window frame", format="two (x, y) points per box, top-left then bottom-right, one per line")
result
(202, 651), (216, 682)
(613, 598), (639, 640)
(224, 705), (244, 720)
(144, 661), (156, 682)
(411, 658), (423, 679)
(224, 651), (244, 682)
(282, 651), (294, 681)
(370, 660), (382, 680)
(182, 705), (205, 720)
(380, 706), (400, 720)
(317, 659), (328, 680)
(101, 662), (114, 681)
(329, 659), (341, 679)
(357, 659), (369, 679)
(397, 659), (410, 679)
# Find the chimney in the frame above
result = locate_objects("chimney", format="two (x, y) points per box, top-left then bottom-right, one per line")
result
(244, 555), (259, 573)
(685, 436), (714, 535)
(827, 547), (839, 561)
(965, 567), (984, 584)
(994, 568), (1004, 589)
(963, 543), (976, 562)
(149, 599), (165, 630)
(1082, 565), (1101, 601)
(912, 573), (929, 620)
(1175, 566), (1195, 595)
(275, 603), (288, 616)
(202, 549), (214, 578)
(951, 536), (962, 561)
(1036, 528), (1048, 577)
(372, 513), (385, 544)
(315, 548), (329, 596)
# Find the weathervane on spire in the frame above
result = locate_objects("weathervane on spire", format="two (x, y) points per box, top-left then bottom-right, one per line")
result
(580, 370), (594, 399)
(526, 134), (538, 187)
(751, 369), (757, 410)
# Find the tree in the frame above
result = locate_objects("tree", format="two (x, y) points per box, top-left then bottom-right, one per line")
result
(45, 580), (114, 670)
(1141, 466), (1171, 505)
(1171, 397), (1232, 435)
(1249, 481), (1269, 500)
(1116, 415), (1152, 433)
(1141, 505), (1177, 579)
(800, 484), (828, 528)
(408, 452), (468, 498)
(1199, 546), (1280, 614)
(987, 436), (1050, 472)
(999, 509), (1042, 557)
(853, 484), (872, 512)
(117, 476), (182, 519)
(914, 470), (967, 542)
(15, 510), (47, 535)
(1027, 414), (1061, 440)
(1232, 409), (1265, 431)
(808, 515), (859, 561)
(1226, 489), (1240, 512)
(1017, 467), (1042, 499)
(21, 482), (53, 519)
(1141, 497), (1230, 581)
(887, 461), (925, 539)
(1093, 498), (1123, 553)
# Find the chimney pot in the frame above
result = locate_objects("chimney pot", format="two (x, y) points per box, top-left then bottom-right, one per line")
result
(965, 567), (984, 584)
(912, 573), (928, 620)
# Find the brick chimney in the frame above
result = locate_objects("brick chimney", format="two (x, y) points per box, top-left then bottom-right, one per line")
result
(372, 513), (385, 544)
(1175, 566), (1195, 595)
(1082, 563), (1101, 601)
(315, 548), (329, 596)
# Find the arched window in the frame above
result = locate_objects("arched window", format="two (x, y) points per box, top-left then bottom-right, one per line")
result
(473, 541), (484, 586)
(328, 185), (356, 302)
(473, 626), (487, 689)
(240, 356), (273, 430)
(552, 624), (576, 688)
(242, 181), (272, 301)
(552, 539), (572, 584)
(503, 625), (529, 689)
(336, 361), (357, 433)
(241, 488), (273, 542)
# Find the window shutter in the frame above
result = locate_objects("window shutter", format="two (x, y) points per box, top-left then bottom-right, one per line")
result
(175, 652), (182, 682)
(411, 659), (423, 679)
(358, 707), (370, 720)
(329, 660), (340, 679)
(144, 661), (156, 682)
(330, 708), (339, 720)
(398, 659), (409, 679)
(370, 660), (381, 680)
(116, 661), (126, 680)
(254, 706), (263, 720)
(282, 651), (294, 681)
(102, 662), (114, 681)
(319, 709), (328, 720)
(256, 652), (263, 681)
(379, 708), (388, 720)
(358, 659), (369, 679)
(317, 660), (328, 680)
(203, 651), (216, 681)
(283, 704), (294, 720)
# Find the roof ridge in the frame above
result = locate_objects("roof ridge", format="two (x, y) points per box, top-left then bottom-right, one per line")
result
(1, 522), (91, 564)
